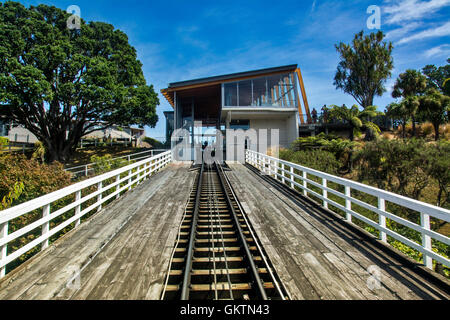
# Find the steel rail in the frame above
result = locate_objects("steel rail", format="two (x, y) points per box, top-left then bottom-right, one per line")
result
(181, 162), (204, 300)
(215, 161), (268, 300)
(222, 163), (289, 300)
(208, 164), (234, 299)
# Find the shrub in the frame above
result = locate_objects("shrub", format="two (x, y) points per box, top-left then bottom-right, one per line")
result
(90, 154), (113, 174)
(279, 149), (341, 175)
(0, 154), (72, 205)
(354, 138), (430, 200)
(0, 137), (8, 149)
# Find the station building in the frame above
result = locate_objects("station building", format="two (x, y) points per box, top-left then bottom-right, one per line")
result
(161, 65), (312, 161)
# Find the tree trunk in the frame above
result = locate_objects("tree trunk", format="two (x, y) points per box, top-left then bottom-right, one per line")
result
(433, 122), (440, 141)
(411, 116), (416, 137)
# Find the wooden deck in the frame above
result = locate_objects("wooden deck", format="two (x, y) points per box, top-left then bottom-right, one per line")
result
(224, 163), (450, 300)
(0, 162), (448, 300)
(0, 163), (196, 300)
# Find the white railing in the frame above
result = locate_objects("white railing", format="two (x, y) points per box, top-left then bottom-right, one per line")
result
(246, 149), (450, 270)
(0, 151), (172, 278)
(65, 149), (169, 177)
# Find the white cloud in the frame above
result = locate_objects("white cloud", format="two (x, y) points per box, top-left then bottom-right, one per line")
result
(385, 22), (422, 39)
(423, 44), (450, 57)
(397, 21), (450, 44)
(383, 0), (450, 24)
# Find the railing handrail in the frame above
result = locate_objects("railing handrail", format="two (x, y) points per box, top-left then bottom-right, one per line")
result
(246, 149), (450, 270)
(247, 150), (450, 222)
(64, 149), (169, 172)
(0, 151), (171, 224)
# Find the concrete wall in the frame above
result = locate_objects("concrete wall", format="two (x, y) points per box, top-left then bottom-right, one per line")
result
(8, 126), (38, 144)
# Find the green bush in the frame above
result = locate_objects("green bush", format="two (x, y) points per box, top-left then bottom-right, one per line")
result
(90, 154), (113, 174)
(353, 138), (430, 200)
(0, 137), (9, 149)
(0, 154), (73, 272)
(0, 154), (72, 205)
(279, 149), (341, 175)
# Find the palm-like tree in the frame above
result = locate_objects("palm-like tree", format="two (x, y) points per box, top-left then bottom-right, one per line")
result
(329, 104), (381, 141)
(386, 101), (409, 138)
(392, 69), (427, 137)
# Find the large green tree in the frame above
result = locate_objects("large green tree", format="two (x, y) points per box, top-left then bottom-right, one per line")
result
(386, 101), (409, 138)
(0, 2), (159, 163)
(391, 69), (427, 137)
(422, 59), (450, 92)
(419, 88), (450, 141)
(334, 31), (394, 109)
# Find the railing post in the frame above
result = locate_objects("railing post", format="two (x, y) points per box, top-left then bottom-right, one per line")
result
(97, 181), (103, 212)
(345, 186), (352, 223)
(302, 171), (307, 197)
(378, 197), (387, 243)
(41, 204), (50, 251)
(273, 160), (277, 180)
(290, 166), (294, 189)
(137, 165), (141, 185)
(116, 174), (121, 199)
(128, 169), (132, 190)
(75, 190), (81, 227)
(85, 165), (88, 177)
(421, 212), (433, 269)
(281, 163), (285, 184)
(0, 221), (8, 278)
(322, 178), (328, 209)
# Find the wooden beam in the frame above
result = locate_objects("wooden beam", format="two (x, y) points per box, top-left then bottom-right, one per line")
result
(291, 73), (305, 125)
(295, 68), (312, 124)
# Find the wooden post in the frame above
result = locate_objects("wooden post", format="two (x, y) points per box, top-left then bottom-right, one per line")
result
(97, 182), (103, 212)
(0, 222), (8, 278)
(281, 163), (285, 184)
(322, 178), (328, 209)
(345, 186), (352, 223)
(116, 174), (121, 199)
(378, 197), (387, 243)
(41, 204), (50, 251)
(303, 171), (307, 197)
(128, 169), (132, 190)
(85, 165), (88, 177)
(290, 166), (294, 189)
(421, 212), (433, 269)
(75, 191), (81, 227)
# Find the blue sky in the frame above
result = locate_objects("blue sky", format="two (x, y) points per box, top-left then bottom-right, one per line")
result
(9, 0), (450, 141)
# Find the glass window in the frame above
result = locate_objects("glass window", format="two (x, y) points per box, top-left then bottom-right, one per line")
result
(238, 80), (252, 106)
(252, 78), (267, 106)
(223, 72), (298, 107)
(224, 82), (237, 106)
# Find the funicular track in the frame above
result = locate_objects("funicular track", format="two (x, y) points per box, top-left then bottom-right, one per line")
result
(161, 161), (290, 300)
